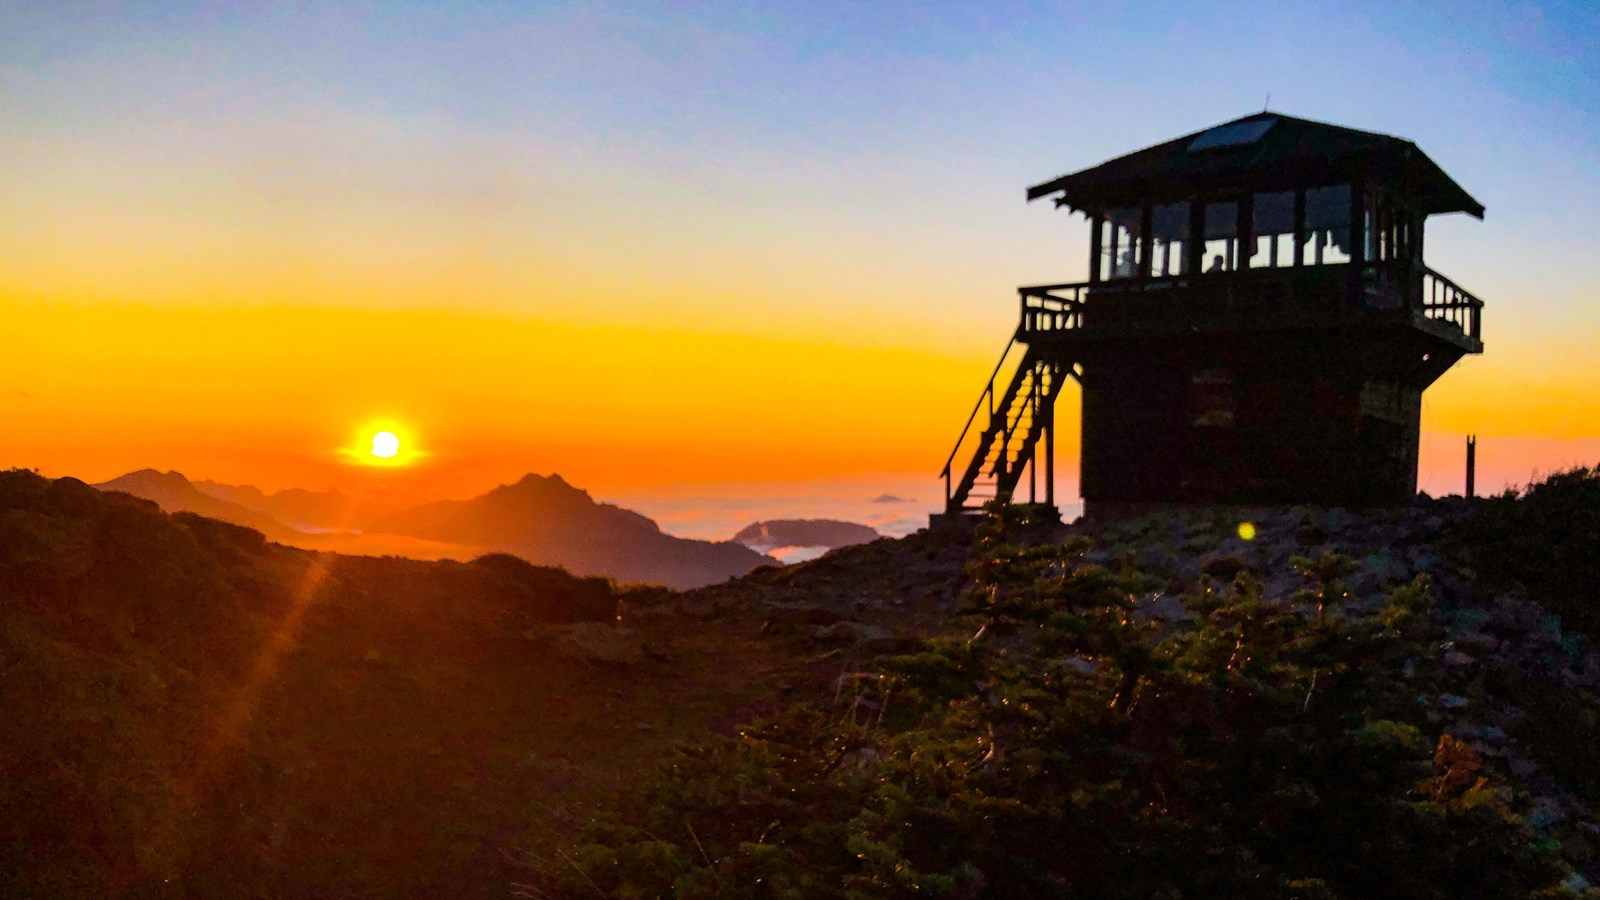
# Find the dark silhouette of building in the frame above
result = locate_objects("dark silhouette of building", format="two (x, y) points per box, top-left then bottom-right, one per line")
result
(942, 112), (1485, 517)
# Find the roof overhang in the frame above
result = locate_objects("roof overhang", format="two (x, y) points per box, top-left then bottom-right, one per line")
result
(1027, 112), (1484, 220)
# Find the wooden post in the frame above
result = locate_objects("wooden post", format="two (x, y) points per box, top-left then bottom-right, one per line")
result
(1466, 434), (1477, 498)
(1187, 200), (1204, 276)
(1292, 188), (1306, 267)
(1138, 204), (1154, 280)
(1349, 184), (1366, 303)
(1089, 212), (1104, 283)
(1045, 396), (1055, 508)
(1029, 367), (1039, 504)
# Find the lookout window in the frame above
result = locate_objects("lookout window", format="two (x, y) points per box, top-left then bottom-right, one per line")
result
(1101, 207), (1144, 280)
(1249, 191), (1296, 269)
(1202, 202), (1238, 273)
(1151, 202), (1189, 277)
(1304, 185), (1352, 265)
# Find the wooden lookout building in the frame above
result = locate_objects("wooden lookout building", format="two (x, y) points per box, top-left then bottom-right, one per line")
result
(941, 112), (1486, 518)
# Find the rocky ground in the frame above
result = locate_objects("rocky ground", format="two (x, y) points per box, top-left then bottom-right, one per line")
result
(555, 496), (1600, 891)
(12, 466), (1597, 895)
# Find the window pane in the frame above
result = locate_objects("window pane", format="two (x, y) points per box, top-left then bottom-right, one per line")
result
(1151, 202), (1188, 276)
(1304, 185), (1351, 265)
(1203, 202), (1237, 273)
(1102, 206), (1143, 279)
(1250, 190), (1295, 269)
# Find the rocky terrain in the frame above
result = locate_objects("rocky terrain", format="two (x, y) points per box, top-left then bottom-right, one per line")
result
(8, 466), (1600, 897)
(548, 487), (1600, 898)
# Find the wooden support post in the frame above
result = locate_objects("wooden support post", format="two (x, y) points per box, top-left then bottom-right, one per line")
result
(1043, 366), (1056, 506)
(1089, 212), (1103, 283)
(1045, 377), (1055, 508)
(1029, 367), (1039, 504)
(1239, 194), (1253, 270)
(1187, 201), (1204, 276)
(1466, 434), (1477, 498)
(1138, 204), (1154, 280)
(1349, 184), (1366, 302)
(1292, 188), (1306, 268)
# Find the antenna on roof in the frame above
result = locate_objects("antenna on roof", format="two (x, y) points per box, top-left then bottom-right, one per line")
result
(1263, 92), (1271, 112)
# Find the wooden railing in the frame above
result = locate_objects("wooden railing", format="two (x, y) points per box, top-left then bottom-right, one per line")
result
(1420, 265), (1483, 342)
(1019, 281), (1091, 334)
(1015, 264), (1482, 345)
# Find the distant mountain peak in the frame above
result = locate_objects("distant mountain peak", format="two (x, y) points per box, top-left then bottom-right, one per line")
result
(510, 472), (575, 490)
(108, 468), (192, 487)
(371, 474), (766, 588)
(94, 468), (299, 540)
(732, 519), (878, 552)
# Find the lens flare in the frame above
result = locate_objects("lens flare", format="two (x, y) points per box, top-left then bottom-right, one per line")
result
(1237, 521), (1257, 541)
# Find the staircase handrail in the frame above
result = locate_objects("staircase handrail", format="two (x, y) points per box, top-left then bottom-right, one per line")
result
(941, 334), (1019, 481)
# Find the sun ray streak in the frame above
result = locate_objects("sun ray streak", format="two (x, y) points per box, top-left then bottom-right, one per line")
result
(146, 553), (335, 880)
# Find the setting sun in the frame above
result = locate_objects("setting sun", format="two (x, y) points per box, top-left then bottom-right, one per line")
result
(341, 421), (421, 468)
(370, 431), (400, 459)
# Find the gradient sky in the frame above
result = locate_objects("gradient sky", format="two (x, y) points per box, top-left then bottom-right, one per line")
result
(3, 1), (1597, 500)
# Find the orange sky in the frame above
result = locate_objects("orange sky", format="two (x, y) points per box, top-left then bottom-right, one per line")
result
(2, 3), (1597, 503)
(2, 300), (998, 495)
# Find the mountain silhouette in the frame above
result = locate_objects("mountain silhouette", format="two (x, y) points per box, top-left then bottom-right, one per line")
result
(732, 519), (878, 553)
(195, 480), (393, 532)
(95, 469), (303, 540)
(374, 473), (775, 589)
(97, 470), (774, 588)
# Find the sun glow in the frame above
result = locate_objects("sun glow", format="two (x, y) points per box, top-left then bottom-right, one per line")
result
(370, 431), (400, 458)
(341, 421), (421, 468)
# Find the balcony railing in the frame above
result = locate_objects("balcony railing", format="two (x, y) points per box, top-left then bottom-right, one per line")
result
(1019, 281), (1092, 334)
(1420, 266), (1483, 342)
(1017, 262), (1482, 344)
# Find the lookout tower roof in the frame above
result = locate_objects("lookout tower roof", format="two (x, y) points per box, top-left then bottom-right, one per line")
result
(1027, 111), (1484, 219)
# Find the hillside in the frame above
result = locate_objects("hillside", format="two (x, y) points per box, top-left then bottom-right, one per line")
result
(374, 473), (774, 589)
(9, 467), (1600, 897)
(0, 470), (803, 898)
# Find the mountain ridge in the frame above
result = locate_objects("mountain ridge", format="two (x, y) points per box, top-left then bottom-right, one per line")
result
(95, 468), (773, 589)
(373, 473), (774, 589)
(96, 468), (304, 540)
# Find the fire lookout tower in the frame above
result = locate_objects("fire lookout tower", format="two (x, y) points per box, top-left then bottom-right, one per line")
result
(941, 112), (1486, 517)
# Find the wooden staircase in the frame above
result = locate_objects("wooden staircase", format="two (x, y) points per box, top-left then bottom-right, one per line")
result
(941, 338), (1075, 514)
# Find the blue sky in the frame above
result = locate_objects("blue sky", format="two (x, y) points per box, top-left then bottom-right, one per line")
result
(6, 0), (1596, 348)
(2, 1), (1597, 494)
